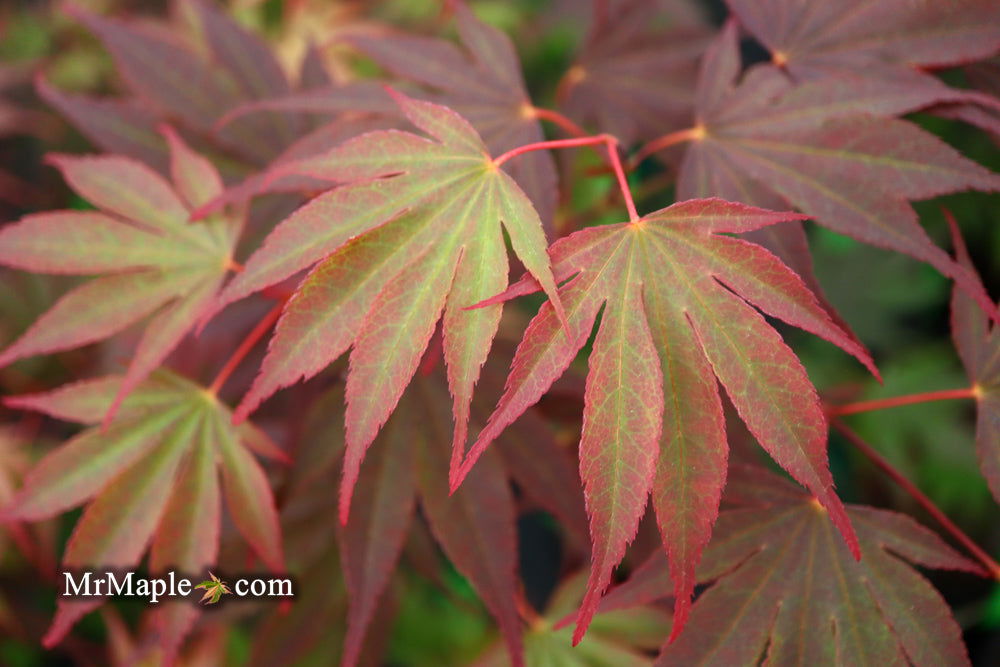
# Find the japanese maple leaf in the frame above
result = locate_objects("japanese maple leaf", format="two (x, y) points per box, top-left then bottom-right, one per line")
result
(670, 22), (1000, 321)
(726, 0), (1000, 83)
(204, 89), (565, 524)
(0, 127), (240, 425)
(458, 199), (878, 643)
(559, 0), (712, 145)
(657, 464), (985, 666)
(269, 366), (533, 667)
(354, 3), (560, 225)
(239, 3), (560, 227)
(194, 572), (233, 605)
(0, 371), (286, 659)
(272, 337), (585, 667)
(64, 1), (300, 166)
(949, 217), (1000, 504)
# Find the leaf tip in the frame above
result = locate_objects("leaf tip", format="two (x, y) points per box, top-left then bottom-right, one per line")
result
(667, 582), (693, 644)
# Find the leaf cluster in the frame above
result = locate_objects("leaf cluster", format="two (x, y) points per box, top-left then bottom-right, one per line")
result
(0, 0), (998, 665)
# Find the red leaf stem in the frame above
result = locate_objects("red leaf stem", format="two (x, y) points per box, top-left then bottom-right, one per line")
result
(208, 301), (286, 396)
(832, 418), (1000, 580)
(828, 387), (977, 416)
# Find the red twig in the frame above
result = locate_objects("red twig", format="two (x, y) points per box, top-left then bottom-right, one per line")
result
(828, 387), (977, 416)
(207, 301), (285, 395)
(529, 106), (588, 138)
(831, 418), (1000, 580)
(493, 134), (639, 223)
(631, 125), (705, 166)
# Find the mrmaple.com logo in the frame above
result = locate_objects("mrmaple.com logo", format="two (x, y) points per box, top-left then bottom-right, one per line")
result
(62, 570), (293, 605)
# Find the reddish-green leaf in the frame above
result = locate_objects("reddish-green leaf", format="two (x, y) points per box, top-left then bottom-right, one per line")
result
(346, 3), (558, 226)
(43, 410), (200, 648)
(150, 431), (220, 664)
(2, 371), (284, 648)
(206, 91), (563, 522)
(462, 199), (876, 643)
(948, 216), (1000, 504)
(0, 136), (239, 424)
(672, 22), (1000, 321)
(657, 464), (984, 666)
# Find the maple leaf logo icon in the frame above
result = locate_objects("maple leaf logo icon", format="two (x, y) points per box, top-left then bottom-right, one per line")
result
(194, 572), (232, 605)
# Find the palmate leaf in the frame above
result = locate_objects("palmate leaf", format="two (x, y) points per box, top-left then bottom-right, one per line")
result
(668, 22), (1000, 323)
(949, 218), (1000, 504)
(64, 1), (300, 166)
(206, 90), (564, 522)
(194, 572), (232, 605)
(347, 2), (559, 228)
(725, 0), (1000, 140)
(0, 128), (239, 425)
(219, 3), (560, 228)
(559, 0), (712, 145)
(0, 371), (285, 657)
(727, 0), (1000, 82)
(657, 464), (985, 666)
(459, 199), (880, 644)
(289, 349), (585, 667)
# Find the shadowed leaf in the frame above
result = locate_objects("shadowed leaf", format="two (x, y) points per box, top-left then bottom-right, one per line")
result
(671, 22), (1000, 322)
(948, 216), (1000, 504)
(656, 464), (983, 666)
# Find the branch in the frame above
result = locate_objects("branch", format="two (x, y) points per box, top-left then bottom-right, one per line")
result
(527, 106), (588, 138)
(828, 387), (977, 416)
(631, 125), (705, 167)
(832, 418), (1000, 580)
(207, 301), (286, 395)
(493, 134), (639, 223)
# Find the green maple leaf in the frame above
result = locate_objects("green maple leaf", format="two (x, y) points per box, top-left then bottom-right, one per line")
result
(0, 126), (241, 426)
(195, 572), (232, 605)
(1, 371), (286, 655)
(199, 89), (566, 524)
(458, 199), (879, 643)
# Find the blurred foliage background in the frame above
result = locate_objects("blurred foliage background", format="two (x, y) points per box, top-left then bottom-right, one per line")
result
(0, 0), (998, 665)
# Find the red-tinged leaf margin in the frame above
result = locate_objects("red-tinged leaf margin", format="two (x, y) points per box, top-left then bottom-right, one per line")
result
(459, 200), (863, 645)
(43, 411), (200, 648)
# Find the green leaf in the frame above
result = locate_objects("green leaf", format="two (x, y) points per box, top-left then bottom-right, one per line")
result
(2, 371), (283, 649)
(0, 137), (239, 426)
(460, 199), (877, 643)
(204, 90), (563, 523)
